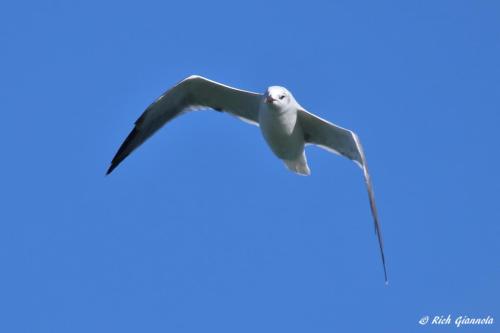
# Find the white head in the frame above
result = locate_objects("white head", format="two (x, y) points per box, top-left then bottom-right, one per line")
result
(264, 86), (294, 109)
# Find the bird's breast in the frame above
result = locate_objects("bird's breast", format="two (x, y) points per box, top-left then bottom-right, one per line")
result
(258, 106), (304, 159)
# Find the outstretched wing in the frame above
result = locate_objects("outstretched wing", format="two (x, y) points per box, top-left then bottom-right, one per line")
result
(107, 75), (262, 174)
(298, 109), (388, 284)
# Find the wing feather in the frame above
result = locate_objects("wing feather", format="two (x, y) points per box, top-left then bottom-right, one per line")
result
(107, 75), (262, 174)
(298, 109), (388, 283)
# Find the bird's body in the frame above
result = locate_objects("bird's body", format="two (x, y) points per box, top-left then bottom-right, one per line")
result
(259, 95), (301, 159)
(258, 87), (309, 174)
(107, 75), (387, 283)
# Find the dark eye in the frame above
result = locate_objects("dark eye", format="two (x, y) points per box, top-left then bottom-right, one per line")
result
(279, 95), (286, 100)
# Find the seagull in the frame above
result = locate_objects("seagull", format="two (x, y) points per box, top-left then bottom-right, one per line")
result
(107, 75), (387, 283)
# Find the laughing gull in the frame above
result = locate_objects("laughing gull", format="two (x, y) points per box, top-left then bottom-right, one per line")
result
(107, 75), (387, 283)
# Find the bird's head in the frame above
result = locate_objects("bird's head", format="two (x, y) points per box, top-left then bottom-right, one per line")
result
(264, 86), (292, 109)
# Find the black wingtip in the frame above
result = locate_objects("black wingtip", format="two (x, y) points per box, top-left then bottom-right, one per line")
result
(106, 163), (117, 175)
(377, 229), (389, 286)
(374, 226), (388, 285)
(106, 127), (142, 176)
(383, 261), (389, 286)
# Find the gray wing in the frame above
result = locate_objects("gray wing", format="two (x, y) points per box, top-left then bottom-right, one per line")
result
(107, 75), (262, 174)
(298, 109), (387, 284)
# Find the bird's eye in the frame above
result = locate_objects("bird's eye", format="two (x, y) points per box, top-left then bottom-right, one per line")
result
(279, 95), (286, 100)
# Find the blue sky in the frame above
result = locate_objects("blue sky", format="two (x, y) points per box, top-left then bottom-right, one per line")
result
(1, 0), (499, 332)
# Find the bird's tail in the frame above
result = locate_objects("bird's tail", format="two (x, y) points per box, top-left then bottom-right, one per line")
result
(283, 153), (311, 176)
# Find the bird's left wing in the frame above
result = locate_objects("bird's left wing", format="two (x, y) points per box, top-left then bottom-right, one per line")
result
(107, 75), (262, 174)
(298, 108), (388, 284)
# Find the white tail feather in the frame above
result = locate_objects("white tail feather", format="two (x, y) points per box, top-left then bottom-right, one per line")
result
(283, 153), (311, 176)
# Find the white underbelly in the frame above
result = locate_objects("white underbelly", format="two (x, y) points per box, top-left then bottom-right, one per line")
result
(259, 107), (305, 160)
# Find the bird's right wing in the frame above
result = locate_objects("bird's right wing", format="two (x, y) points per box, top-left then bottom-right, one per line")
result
(107, 75), (262, 174)
(298, 108), (388, 284)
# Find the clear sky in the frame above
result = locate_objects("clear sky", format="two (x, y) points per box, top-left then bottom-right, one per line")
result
(1, 0), (499, 332)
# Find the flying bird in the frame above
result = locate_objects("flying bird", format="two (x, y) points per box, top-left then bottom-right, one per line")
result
(107, 75), (387, 283)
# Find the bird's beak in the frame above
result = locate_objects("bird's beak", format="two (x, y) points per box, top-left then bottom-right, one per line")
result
(265, 96), (276, 104)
